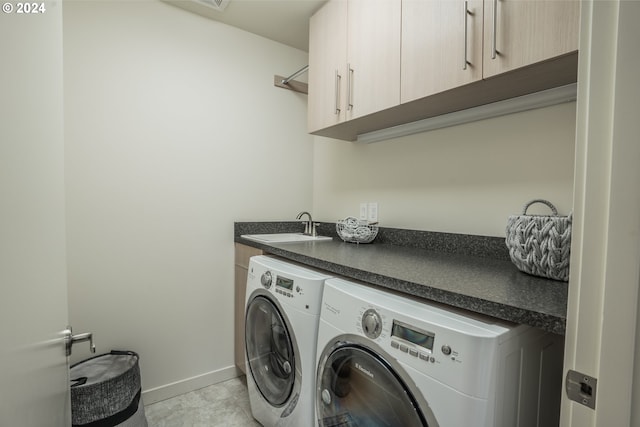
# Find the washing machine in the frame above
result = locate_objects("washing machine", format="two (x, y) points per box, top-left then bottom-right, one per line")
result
(315, 278), (564, 427)
(244, 255), (333, 427)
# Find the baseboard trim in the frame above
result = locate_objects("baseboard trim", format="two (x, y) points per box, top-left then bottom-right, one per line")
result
(142, 365), (241, 405)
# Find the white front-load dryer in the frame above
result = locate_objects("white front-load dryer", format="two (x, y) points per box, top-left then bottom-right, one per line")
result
(316, 278), (564, 427)
(245, 255), (333, 427)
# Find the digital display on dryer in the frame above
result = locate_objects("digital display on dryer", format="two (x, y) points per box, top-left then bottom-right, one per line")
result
(392, 320), (435, 351)
(276, 275), (294, 291)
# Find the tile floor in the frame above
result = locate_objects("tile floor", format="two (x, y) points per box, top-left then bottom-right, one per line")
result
(144, 376), (261, 427)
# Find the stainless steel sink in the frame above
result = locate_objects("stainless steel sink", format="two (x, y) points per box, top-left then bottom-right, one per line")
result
(241, 233), (332, 244)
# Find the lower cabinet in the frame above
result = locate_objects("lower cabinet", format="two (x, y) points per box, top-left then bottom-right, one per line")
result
(234, 243), (263, 374)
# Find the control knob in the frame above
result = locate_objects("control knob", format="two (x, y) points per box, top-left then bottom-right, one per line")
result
(260, 271), (273, 289)
(362, 309), (382, 339)
(441, 345), (452, 356)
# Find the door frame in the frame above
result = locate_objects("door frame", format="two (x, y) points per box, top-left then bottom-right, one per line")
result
(562, 1), (640, 425)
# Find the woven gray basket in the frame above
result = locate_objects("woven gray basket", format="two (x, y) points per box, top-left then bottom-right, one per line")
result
(505, 199), (572, 281)
(70, 350), (148, 427)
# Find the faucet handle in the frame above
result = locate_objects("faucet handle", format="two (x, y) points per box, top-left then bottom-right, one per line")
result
(311, 222), (320, 237)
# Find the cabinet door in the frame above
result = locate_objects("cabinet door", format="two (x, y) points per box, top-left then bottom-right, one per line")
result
(308, 0), (348, 133)
(483, 0), (580, 78)
(401, 0), (483, 103)
(347, 0), (401, 119)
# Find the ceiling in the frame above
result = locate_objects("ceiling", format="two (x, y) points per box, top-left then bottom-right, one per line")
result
(163, 0), (327, 52)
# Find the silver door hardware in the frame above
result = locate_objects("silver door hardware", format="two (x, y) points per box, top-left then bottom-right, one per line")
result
(565, 369), (597, 410)
(64, 326), (96, 356)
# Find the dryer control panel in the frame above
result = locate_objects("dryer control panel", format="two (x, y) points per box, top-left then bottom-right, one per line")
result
(390, 319), (437, 364)
(247, 256), (333, 315)
(273, 274), (297, 298)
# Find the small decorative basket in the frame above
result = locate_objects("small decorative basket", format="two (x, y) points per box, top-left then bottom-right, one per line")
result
(505, 199), (572, 281)
(336, 217), (379, 244)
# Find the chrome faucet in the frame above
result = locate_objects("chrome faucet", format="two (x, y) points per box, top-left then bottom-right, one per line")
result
(296, 211), (317, 237)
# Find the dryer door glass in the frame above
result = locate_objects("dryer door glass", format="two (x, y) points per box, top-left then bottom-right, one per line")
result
(317, 345), (429, 426)
(245, 296), (295, 406)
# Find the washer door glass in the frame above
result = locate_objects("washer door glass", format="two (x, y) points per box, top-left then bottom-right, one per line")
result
(318, 345), (429, 427)
(245, 295), (295, 407)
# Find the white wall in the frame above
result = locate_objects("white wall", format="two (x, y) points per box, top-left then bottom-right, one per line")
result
(313, 102), (576, 236)
(63, 0), (312, 401)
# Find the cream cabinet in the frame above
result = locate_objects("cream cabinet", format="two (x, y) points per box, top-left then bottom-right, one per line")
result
(347, 0), (401, 119)
(234, 243), (263, 374)
(308, 0), (401, 133)
(308, 0), (347, 132)
(483, 0), (580, 78)
(401, 0), (483, 103)
(309, 0), (579, 141)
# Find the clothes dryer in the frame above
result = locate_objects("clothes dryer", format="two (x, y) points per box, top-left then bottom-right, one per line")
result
(245, 256), (332, 427)
(316, 278), (564, 427)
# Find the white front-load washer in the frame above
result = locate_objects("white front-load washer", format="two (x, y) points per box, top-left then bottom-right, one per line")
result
(245, 255), (333, 427)
(316, 278), (564, 427)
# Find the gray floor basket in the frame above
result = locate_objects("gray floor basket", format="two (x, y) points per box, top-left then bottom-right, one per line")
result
(70, 350), (148, 427)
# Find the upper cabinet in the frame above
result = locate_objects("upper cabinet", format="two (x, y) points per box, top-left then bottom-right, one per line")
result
(483, 0), (580, 78)
(308, 0), (401, 133)
(308, 0), (347, 132)
(309, 0), (580, 141)
(401, 0), (483, 103)
(347, 0), (401, 119)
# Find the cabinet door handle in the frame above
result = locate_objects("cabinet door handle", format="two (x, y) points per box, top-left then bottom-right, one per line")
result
(491, 0), (499, 59)
(463, 0), (469, 70)
(347, 63), (354, 111)
(334, 69), (341, 115)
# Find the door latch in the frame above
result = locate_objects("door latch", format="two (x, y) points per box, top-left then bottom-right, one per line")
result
(566, 369), (597, 410)
(64, 326), (96, 356)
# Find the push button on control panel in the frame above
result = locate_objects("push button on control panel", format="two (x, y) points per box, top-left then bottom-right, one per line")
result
(391, 341), (435, 363)
(275, 289), (293, 298)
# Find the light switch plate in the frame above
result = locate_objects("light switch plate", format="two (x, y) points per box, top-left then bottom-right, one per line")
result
(359, 203), (368, 220)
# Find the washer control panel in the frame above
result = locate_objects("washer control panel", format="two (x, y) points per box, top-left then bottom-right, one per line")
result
(390, 319), (439, 364)
(248, 256), (331, 315)
(354, 303), (465, 369)
(260, 270), (305, 300)
(276, 274), (297, 299)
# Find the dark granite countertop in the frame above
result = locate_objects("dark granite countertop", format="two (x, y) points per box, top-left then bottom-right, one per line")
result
(234, 222), (568, 335)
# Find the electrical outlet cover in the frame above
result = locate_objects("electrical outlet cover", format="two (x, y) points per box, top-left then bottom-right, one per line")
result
(368, 202), (378, 222)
